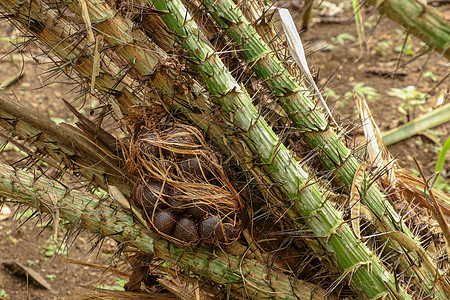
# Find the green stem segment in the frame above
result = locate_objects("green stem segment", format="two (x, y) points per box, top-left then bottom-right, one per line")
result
(199, 0), (448, 297)
(369, 0), (450, 59)
(150, 0), (410, 298)
(0, 2), (312, 297)
(0, 162), (327, 300)
(383, 102), (450, 146)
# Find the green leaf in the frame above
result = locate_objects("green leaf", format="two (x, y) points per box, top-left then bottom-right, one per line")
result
(435, 136), (450, 186)
(331, 33), (356, 45)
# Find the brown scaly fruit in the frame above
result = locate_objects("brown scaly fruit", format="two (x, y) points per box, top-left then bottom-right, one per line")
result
(172, 217), (199, 243)
(152, 209), (178, 235)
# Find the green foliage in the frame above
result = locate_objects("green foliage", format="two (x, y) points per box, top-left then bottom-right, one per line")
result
(331, 33), (356, 46)
(424, 71), (437, 82)
(376, 40), (393, 56)
(364, 21), (373, 29)
(27, 259), (39, 267)
(323, 87), (340, 100)
(394, 29), (414, 55)
(435, 136), (450, 192)
(46, 274), (56, 281)
(95, 278), (127, 291)
(344, 82), (380, 101)
(0, 290), (9, 300)
(13, 209), (33, 222)
(435, 180), (449, 193)
(388, 86), (427, 115)
(43, 239), (68, 257)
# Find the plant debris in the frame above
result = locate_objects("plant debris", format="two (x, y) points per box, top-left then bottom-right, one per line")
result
(123, 107), (244, 245)
(2, 261), (54, 292)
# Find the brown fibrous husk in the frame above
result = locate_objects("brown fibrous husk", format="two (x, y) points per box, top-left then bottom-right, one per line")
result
(122, 106), (244, 246)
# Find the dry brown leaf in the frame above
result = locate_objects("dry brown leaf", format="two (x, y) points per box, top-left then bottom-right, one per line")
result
(356, 93), (397, 186)
(79, 0), (94, 43)
(356, 93), (450, 217)
(397, 169), (450, 217)
(350, 162), (367, 239)
(91, 35), (103, 94)
(158, 274), (218, 300)
(2, 261), (54, 292)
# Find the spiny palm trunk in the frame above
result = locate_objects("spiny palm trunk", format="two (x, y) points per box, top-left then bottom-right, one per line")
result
(0, 92), (130, 194)
(0, 0), (285, 222)
(0, 0), (412, 298)
(145, 0), (411, 298)
(196, 0), (448, 297)
(0, 2), (329, 298)
(368, 0), (450, 59)
(0, 0), (446, 299)
(0, 160), (327, 300)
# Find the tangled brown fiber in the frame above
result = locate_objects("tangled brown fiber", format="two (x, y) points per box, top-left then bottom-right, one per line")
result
(122, 106), (244, 246)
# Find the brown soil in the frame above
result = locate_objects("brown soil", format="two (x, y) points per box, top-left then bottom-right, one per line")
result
(297, 3), (449, 178)
(0, 1), (448, 299)
(0, 21), (122, 299)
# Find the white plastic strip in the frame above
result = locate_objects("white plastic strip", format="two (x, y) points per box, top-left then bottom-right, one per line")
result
(278, 8), (340, 130)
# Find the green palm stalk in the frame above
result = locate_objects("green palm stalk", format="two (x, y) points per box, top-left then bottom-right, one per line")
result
(0, 161), (328, 300)
(0, 0), (141, 113)
(0, 1), (320, 297)
(57, 0), (289, 211)
(59, 0), (308, 226)
(11, 0), (405, 297)
(0, 0), (284, 219)
(198, 0), (448, 297)
(369, 0), (450, 59)
(0, 0), (428, 297)
(146, 0), (412, 298)
(0, 4), (320, 293)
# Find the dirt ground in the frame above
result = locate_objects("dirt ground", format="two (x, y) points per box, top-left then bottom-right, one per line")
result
(0, 1), (448, 299)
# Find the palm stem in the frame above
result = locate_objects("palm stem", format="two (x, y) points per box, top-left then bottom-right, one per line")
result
(0, 91), (129, 195)
(369, 0), (450, 59)
(0, 2), (317, 297)
(0, 161), (328, 300)
(147, 0), (411, 298)
(198, 1), (448, 297)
